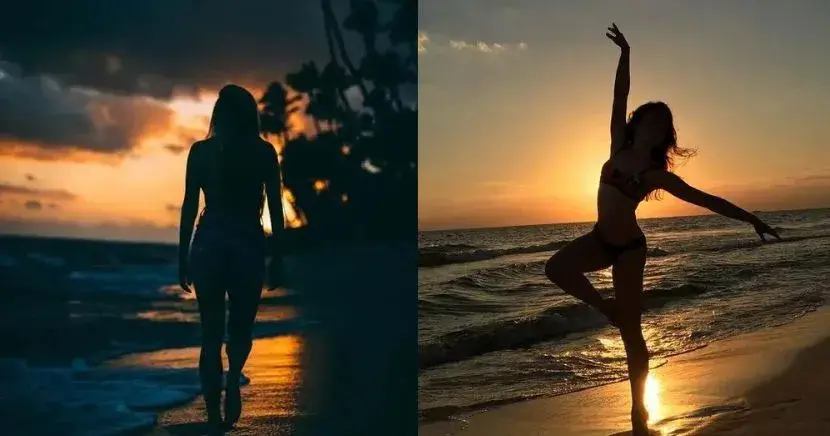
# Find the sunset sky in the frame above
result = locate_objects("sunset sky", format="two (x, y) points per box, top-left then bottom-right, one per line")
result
(0, 0), (366, 242)
(419, 0), (830, 230)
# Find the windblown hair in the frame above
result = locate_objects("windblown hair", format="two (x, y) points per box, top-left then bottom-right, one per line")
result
(624, 101), (697, 200)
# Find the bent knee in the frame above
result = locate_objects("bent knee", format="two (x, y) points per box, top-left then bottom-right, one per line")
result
(545, 255), (568, 283)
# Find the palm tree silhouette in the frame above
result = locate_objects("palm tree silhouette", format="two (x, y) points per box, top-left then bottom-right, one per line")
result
(260, 0), (416, 243)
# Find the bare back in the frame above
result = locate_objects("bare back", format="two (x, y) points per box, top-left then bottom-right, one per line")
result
(191, 136), (273, 225)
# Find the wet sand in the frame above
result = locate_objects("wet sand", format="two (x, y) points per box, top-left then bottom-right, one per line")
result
(121, 241), (417, 436)
(420, 307), (830, 436)
(129, 334), (302, 436)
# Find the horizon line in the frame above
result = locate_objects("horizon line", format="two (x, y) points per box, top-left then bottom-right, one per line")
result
(418, 206), (830, 233)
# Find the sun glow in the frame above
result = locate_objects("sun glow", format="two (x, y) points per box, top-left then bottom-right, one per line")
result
(163, 93), (308, 231)
(644, 373), (662, 424)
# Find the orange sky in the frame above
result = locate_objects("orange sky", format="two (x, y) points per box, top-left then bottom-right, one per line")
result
(0, 85), (309, 242)
(418, 0), (830, 230)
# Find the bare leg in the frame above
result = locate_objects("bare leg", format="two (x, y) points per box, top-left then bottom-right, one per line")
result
(545, 232), (617, 325)
(224, 283), (263, 426)
(194, 281), (227, 429)
(612, 246), (650, 436)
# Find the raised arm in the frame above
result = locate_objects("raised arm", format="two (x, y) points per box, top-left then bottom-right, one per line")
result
(647, 171), (781, 242)
(607, 23), (630, 155)
(178, 143), (201, 292)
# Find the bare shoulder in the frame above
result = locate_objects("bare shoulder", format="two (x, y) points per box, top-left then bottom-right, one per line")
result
(258, 138), (279, 161)
(188, 139), (211, 160)
(259, 137), (277, 152)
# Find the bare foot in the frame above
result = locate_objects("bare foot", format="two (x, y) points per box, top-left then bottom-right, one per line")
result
(631, 405), (650, 436)
(224, 380), (242, 429)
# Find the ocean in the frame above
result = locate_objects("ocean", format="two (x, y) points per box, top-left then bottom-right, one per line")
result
(0, 235), (299, 435)
(418, 208), (830, 419)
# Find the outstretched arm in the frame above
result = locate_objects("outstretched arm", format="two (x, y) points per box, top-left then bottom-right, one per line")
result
(178, 144), (201, 292)
(648, 171), (781, 241)
(607, 23), (630, 155)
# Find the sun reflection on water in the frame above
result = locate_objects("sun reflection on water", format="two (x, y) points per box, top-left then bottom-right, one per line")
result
(644, 373), (662, 424)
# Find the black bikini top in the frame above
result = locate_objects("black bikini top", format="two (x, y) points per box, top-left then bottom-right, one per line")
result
(599, 155), (661, 202)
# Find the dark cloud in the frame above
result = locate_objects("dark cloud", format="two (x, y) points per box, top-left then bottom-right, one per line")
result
(0, 0), (387, 100)
(0, 1), (414, 157)
(0, 183), (78, 200)
(800, 173), (830, 183)
(0, 69), (176, 156)
(164, 144), (187, 155)
(24, 200), (43, 210)
(25, 173), (36, 181)
(165, 204), (182, 213)
(0, 216), (179, 243)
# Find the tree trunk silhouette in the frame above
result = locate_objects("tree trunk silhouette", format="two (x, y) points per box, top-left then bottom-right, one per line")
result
(321, 0), (369, 100)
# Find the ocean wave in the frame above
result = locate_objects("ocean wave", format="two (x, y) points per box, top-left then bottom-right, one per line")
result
(419, 283), (707, 369)
(420, 243), (480, 253)
(420, 240), (671, 268)
(429, 245), (669, 293)
(419, 292), (517, 315)
(419, 240), (569, 268)
(0, 358), (202, 435)
(702, 233), (830, 254)
(447, 262), (543, 288)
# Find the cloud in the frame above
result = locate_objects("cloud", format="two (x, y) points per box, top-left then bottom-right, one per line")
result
(165, 204), (181, 213)
(0, 216), (179, 243)
(0, 183), (78, 200)
(418, 32), (430, 54)
(0, 1), (414, 160)
(24, 200), (42, 210)
(799, 172), (830, 183)
(0, 1), (339, 100)
(418, 32), (528, 55)
(0, 65), (176, 158)
(448, 39), (528, 54)
(0, 1), (410, 100)
(25, 173), (36, 181)
(163, 144), (187, 155)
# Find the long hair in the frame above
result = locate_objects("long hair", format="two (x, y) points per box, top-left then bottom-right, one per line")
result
(206, 84), (265, 216)
(624, 101), (696, 200)
(207, 84), (261, 139)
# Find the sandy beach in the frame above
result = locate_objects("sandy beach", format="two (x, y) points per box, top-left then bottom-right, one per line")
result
(420, 307), (830, 436)
(96, 241), (417, 436)
(113, 334), (302, 436)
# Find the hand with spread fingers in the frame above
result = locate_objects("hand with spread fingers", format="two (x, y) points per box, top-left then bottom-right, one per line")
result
(606, 22), (629, 51)
(752, 218), (782, 243)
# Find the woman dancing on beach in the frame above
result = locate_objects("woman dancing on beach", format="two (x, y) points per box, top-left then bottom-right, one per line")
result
(177, 84), (285, 433)
(544, 24), (780, 435)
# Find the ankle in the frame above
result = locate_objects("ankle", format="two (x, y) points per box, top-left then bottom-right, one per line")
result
(226, 374), (241, 388)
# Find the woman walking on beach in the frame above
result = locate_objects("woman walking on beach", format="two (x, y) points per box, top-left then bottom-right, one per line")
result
(544, 24), (780, 435)
(177, 84), (285, 433)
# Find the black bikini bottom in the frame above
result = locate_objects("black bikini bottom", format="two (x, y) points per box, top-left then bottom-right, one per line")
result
(591, 224), (646, 261)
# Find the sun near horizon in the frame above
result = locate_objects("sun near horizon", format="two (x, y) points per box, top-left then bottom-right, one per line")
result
(418, 0), (830, 231)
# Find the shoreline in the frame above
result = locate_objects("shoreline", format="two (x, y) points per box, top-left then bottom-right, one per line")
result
(139, 241), (418, 435)
(420, 306), (830, 436)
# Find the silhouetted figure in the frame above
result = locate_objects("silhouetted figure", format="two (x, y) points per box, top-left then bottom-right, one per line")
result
(544, 23), (781, 436)
(177, 84), (285, 434)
